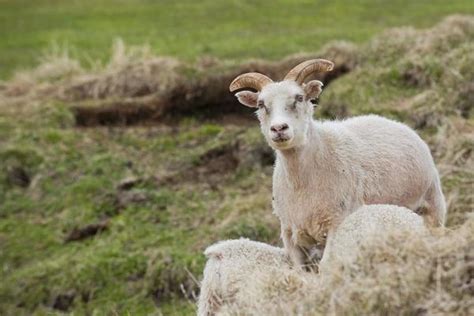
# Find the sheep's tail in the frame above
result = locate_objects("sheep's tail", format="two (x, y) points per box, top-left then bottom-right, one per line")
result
(422, 177), (447, 227)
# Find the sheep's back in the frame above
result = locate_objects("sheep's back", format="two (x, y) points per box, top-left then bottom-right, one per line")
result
(320, 204), (427, 272)
(324, 114), (437, 208)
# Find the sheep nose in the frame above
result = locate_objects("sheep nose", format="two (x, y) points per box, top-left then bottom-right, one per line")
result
(271, 123), (289, 132)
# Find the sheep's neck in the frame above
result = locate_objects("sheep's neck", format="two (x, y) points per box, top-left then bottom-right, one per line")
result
(277, 122), (323, 189)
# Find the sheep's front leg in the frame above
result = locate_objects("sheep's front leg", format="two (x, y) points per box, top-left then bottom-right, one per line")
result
(282, 228), (306, 269)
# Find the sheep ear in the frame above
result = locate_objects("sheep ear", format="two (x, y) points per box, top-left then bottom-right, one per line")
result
(235, 91), (259, 108)
(303, 80), (323, 101)
(204, 245), (224, 260)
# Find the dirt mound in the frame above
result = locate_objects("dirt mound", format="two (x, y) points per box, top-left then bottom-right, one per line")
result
(72, 42), (357, 126)
(0, 41), (358, 126)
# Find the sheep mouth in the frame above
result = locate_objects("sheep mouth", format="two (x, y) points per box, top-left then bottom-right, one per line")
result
(272, 135), (291, 143)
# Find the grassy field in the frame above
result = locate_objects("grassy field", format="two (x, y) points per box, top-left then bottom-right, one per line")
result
(1, 0), (474, 78)
(0, 1), (473, 315)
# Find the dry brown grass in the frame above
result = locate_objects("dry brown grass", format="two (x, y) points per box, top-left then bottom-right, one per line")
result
(432, 118), (474, 226)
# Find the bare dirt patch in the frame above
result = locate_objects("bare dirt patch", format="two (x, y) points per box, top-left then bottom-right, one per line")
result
(64, 220), (109, 242)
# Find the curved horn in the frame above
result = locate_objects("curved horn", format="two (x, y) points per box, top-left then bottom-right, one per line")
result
(284, 59), (334, 85)
(229, 72), (273, 92)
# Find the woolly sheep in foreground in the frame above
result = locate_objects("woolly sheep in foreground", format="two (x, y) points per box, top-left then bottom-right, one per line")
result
(198, 238), (290, 316)
(198, 205), (427, 315)
(230, 59), (446, 268)
(319, 204), (427, 274)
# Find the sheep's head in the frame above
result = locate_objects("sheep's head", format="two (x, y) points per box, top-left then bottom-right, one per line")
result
(230, 59), (334, 150)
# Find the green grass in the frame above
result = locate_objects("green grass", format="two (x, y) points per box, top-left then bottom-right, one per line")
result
(1, 0), (474, 78)
(0, 99), (277, 314)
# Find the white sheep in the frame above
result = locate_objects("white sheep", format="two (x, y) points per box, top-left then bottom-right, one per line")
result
(229, 59), (446, 268)
(197, 238), (290, 316)
(198, 205), (427, 314)
(319, 204), (427, 274)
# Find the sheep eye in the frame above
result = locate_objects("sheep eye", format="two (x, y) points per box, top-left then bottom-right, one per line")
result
(258, 100), (270, 113)
(295, 94), (304, 102)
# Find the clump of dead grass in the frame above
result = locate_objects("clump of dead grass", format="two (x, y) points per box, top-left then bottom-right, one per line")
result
(0, 39), (184, 105)
(1, 44), (82, 99)
(17, 44), (82, 81)
(367, 15), (474, 64)
(431, 119), (474, 226)
(60, 39), (184, 101)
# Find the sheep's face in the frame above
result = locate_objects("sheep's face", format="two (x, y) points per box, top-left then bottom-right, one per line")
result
(235, 80), (323, 151)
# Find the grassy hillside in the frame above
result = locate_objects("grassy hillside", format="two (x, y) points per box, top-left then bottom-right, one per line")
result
(2, 0), (474, 78)
(0, 3), (473, 316)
